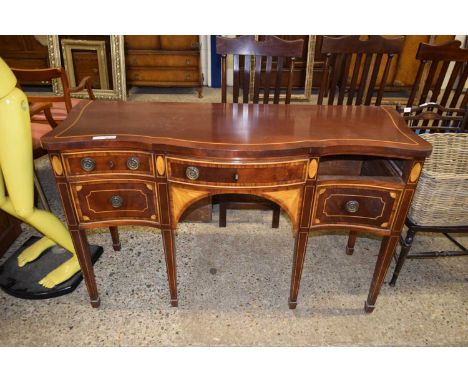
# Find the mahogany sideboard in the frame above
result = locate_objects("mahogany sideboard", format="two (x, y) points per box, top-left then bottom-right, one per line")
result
(41, 101), (432, 313)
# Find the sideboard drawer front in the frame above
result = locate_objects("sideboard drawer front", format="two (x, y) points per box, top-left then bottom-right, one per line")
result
(63, 151), (154, 177)
(312, 185), (401, 230)
(126, 68), (200, 83)
(126, 53), (199, 68)
(70, 181), (159, 223)
(167, 158), (308, 187)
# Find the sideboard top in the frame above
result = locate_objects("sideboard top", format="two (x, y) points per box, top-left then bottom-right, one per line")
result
(41, 101), (432, 158)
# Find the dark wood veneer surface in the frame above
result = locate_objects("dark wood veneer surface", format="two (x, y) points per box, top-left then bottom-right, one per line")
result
(42, 101), (431, 158)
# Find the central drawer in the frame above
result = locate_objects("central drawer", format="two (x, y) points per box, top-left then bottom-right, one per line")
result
(311, 184), (402, 230)
(62, 151), (154, 177)
(70, 180), (159, 224)
(167, 157), (308, 187)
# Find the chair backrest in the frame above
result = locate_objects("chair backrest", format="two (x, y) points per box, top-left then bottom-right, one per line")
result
(407, 40), (468, 109)
(216, 35), (304, 104)
(12, 67), (73, 112)
(318, 35), (404, 106)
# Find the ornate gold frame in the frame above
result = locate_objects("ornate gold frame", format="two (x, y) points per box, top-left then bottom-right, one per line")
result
(61, 39), (110, 90)
(47, 35), (127, 100)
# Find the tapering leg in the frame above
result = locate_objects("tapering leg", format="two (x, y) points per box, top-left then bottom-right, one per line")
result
(288, 231), (309, 309)
(390, 229), (416, 287)
(109, 226), (121, 251)
(69, 228), (100, 308)
(161, 229), (178, 307)
(346, 230), (357, 255)
(272, 205), (280, 228)
(365, 235), (399, 313)
(219, 202), (227, 227)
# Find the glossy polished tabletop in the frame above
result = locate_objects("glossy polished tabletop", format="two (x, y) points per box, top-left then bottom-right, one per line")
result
(41, 101), (432, 158)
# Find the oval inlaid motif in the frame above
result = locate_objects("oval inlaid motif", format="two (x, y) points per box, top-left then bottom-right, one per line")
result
(308, 159), (318, 179)
(51, 156), (63, 176)
(410, 163), (422, 183)
(156, 156), (165, 176)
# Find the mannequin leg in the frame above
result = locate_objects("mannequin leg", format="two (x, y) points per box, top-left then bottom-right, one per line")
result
(0, 77), (81, 288)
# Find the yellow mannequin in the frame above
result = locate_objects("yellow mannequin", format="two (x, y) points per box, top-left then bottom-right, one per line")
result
(0, 58), (81, 288)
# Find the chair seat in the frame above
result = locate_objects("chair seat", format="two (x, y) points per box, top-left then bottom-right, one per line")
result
(30, 98), (82, 123)
(31, 121), (53, 150)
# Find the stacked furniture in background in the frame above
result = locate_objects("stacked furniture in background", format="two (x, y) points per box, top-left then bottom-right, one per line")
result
(124, 36), (203, 97)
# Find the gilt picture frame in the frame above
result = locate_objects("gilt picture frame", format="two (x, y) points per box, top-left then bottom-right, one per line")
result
(47, 35), (127, 100)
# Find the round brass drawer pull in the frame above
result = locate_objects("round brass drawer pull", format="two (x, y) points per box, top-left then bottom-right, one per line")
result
(345, 200), (359, 214)
(127, 156), (140, 170)
(80, 157), (96, 172)
(233, 173), (239, 182)
(185, 166), (200, 180)
(110, 195), (123, 208)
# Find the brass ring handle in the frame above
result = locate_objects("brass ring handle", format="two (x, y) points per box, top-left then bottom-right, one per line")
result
(345, 200), (359, 214)
(110, 195), (123, 208)
(80, 157), (96, 172)
(185, 166), (200, 180)
(127, 156), (140, 170)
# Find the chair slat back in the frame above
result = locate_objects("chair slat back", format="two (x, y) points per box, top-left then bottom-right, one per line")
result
(216, 35), (304, 104)
(318, 35), (404, 106)
(12, 67), (73, 112)
(407, 40), (468, 109)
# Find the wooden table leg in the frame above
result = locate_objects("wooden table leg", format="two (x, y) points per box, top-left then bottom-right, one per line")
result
(346, 230), (357, 255)
(161, 229), (178, 307)
(365, 235), (399, 313)
(109, 226), (121, 251)
(69, 228), (100, 308)
(288, 231), (309, 309)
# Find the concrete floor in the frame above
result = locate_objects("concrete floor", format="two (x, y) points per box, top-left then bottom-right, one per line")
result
(0, 87), (467, 346)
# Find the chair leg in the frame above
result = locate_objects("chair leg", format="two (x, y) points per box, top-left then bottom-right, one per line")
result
(346, 231), (357, 255)
(272, 205), (280, 228)
(33, 170), (51, 212)
(389, 228), (416, 287)
(219, 202), (227, 227)
(109, 226), (121, 251)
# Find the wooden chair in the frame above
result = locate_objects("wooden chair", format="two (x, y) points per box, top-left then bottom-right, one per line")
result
(388, 103), (467, 286)
(318, 35), (404, 106)
(215, 35), (304, 227)
(13, 66), (121, 251)
(12, 66), (95, 159)
(406, 40), (468, 109)
(345, 39), (468, 258)
(317, 35), (405, 255)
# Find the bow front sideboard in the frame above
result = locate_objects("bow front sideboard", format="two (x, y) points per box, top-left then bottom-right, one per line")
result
(41, 101), (432, 313)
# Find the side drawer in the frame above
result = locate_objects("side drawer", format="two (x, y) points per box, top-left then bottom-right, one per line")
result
(311, 184), (402, 230)
(63, 151), (154, 177)
(126, 53), (199, 68)
(70, 180), (159, 224)
(167, 158), (308, 187)
(126, 68), (200, 83)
